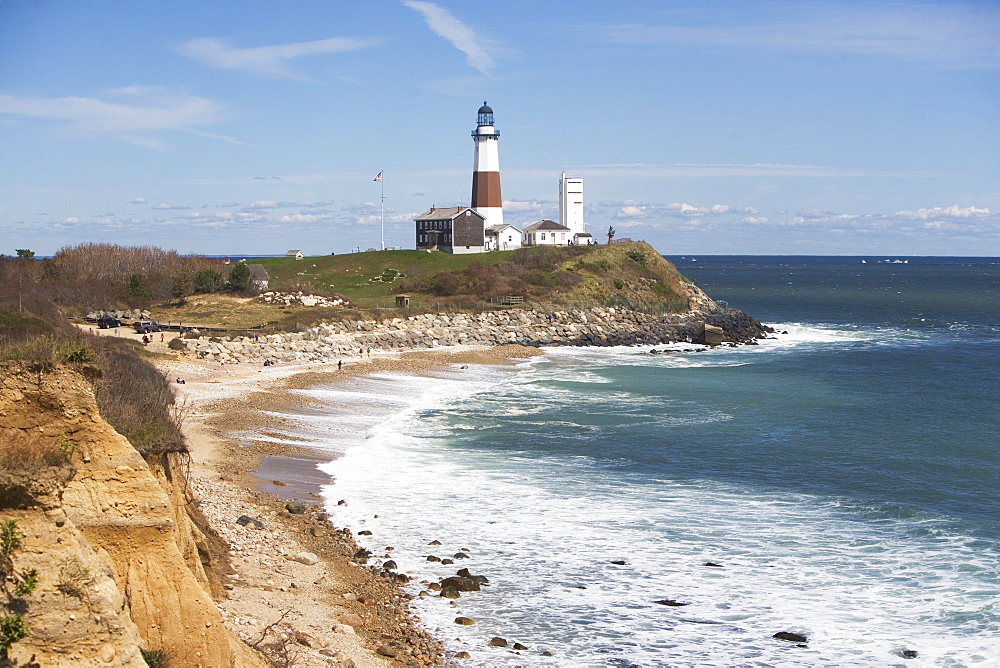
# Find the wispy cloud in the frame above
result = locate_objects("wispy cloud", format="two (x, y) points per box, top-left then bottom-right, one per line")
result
(594, 3), (1000, 69)
(0, 86), (238, 148)
(177, 36), (379, 81)
(404, 1), (496, 75)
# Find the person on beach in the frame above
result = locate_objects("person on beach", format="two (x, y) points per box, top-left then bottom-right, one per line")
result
(160, 332), (165, 343)
(338, 360), (342, 370)
(142, 334), (149, 345)
(367, 347), (371, 357)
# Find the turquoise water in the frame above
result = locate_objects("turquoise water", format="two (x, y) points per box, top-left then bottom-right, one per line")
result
(275, 257), (1000, 665)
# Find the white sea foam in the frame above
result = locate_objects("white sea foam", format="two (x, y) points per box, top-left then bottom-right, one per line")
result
(300, 350), (999, 666)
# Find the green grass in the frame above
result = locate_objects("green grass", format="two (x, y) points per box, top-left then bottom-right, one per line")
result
(252, 249), (514, 307)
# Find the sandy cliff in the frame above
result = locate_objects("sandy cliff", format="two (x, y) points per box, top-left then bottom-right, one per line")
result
(0, 363), (264, 667)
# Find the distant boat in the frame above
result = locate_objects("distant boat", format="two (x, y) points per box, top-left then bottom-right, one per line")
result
(861, 259), (867, 264)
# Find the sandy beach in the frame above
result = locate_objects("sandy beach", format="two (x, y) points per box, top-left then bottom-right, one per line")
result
(149, 338), (543, 666)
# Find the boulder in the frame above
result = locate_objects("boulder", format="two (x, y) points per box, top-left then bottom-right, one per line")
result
(293, 552), (319, 566)
(285, 500), (307, 514)
(773, 631), (808, 643)
(441, 576), (480, 592)
(454, 617), (475, 626)
(236, 515), (264, 530)
(488, 637), (507, 647)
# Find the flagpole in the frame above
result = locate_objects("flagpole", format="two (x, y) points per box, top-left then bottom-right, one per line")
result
(379, 170), (385, 251)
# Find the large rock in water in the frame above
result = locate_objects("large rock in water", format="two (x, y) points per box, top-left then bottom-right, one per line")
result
(705, 310), (773, 343)
(440, 576), (481, 592)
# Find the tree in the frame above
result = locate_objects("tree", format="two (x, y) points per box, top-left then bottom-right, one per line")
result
(14, 249), (34, 258)
(194, 269), (223, 293)
(127, 274), (150, 299)
(225, 261), (251, 292)
(172, 272), (193, 299)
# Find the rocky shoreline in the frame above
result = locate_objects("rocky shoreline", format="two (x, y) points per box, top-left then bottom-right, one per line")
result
(178, 306), (772, 365)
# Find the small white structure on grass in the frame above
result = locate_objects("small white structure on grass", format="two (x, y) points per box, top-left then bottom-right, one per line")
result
(522, 219), (572, 247)
(485, 224), (522, 251)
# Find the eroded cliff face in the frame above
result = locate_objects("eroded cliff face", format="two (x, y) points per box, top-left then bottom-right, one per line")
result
(0, 363), (264, 667)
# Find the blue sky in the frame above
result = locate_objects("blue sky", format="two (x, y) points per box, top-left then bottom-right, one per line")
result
(1, 0), (997, 256)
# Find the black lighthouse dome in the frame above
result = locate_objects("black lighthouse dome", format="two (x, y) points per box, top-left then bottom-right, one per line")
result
(477, 101), (494, 126)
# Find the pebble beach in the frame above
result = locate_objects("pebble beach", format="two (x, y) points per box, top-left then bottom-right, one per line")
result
(153, 341), (543, 666)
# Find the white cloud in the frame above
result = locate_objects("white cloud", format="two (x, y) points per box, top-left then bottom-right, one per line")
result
(279, 214), (319, 223)
(177, 36), (379, 81)
(893, 205), (990, 220)
(503, 200), (543, 213)
(246, 200), (281, 210)
(596, 3), (1000, 70)
(129, 197), (147, 204)
(613, 201), (756, 218)
(63, 217), (79, 224)
(742, 216), (769, 224)
(0, 86), (237, 148)
(153, 203), (190, 210)
(404, 1), (496, 75)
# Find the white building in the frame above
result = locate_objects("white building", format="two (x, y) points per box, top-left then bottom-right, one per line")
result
(522, 219), (572, 247)
(559, 172), (593, 245)
(485, 224), (522, 251)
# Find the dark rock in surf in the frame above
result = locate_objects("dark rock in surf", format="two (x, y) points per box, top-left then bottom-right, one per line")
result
(704, 561), (723, 567)
(488, 637), (508, 647)
(441, 576), (480, 592)
(654, 599), (689, 607)
(513, 642), (528, 650)
(773, 631), (808, 643)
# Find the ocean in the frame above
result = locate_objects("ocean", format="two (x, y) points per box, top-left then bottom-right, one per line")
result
(272, 256), (1000, 666)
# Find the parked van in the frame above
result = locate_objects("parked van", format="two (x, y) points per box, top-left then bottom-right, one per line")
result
(133, 320), (162, 334)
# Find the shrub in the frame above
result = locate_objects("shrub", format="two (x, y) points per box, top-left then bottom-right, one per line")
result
(225, 261), (251, 292)
(141, 648), (172, 667)
(0, 430), (74, 471)
(0, 612), (28, 660)
(92, 340), (186, 456)
(194, 269), (224, 294)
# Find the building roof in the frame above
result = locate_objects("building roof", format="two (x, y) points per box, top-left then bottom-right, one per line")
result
(285, 250), (302, 255)
(478, 102), (493, 115)
(415, 206), (485, 222)
(485, 224), (521, 235)
(523, 219), (571, 232)
(248, 265), (269, 280)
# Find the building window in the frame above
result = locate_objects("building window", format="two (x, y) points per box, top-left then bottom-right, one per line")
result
(541, 233), (546, 241)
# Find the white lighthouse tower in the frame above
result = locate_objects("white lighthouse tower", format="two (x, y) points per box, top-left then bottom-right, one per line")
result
(471, 101), (503, 229)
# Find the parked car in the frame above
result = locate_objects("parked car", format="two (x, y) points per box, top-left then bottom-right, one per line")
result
(97, 316), (122, 329)
(133, 320), (162, 334)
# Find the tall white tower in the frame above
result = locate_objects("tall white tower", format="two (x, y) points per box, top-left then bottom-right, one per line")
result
(471, 101), (503, 229)
(559, 172), (584, 236)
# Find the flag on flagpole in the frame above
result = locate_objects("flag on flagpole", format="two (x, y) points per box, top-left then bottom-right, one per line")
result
(373, 171), (382, 182)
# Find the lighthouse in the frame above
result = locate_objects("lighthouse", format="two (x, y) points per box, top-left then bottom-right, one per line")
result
(471, 101), (503, 229)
